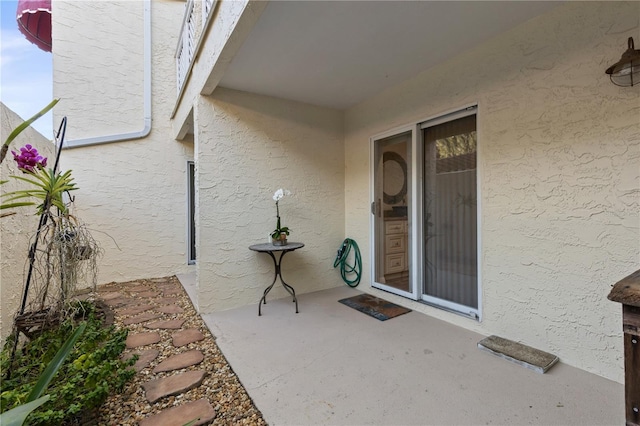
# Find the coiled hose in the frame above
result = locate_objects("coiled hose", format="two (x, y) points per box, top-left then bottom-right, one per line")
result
(333, 238), (362, 287)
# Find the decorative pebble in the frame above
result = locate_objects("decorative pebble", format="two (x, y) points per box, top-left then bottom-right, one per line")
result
(97, 276), (266, 425)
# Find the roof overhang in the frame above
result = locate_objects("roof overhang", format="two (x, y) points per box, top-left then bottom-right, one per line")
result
(219, 1), (561, 110)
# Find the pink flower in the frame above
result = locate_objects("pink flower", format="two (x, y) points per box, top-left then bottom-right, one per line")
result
(11, 144), (48, 172)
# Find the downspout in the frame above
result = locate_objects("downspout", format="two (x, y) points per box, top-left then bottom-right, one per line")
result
(64, 0), (151, 149)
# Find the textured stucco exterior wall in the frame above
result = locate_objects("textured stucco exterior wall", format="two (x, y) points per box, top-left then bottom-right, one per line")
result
(195, 88), (344, 313)
(344, 1), (639, 383)
(53, 0), (195, 284)
(0, 103), (57, 345)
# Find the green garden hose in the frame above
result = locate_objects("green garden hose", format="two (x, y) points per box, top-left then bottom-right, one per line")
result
(333, 238), (362, 287)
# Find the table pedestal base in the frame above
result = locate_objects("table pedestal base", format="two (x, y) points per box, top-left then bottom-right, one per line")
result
(258, 250), (299, 316)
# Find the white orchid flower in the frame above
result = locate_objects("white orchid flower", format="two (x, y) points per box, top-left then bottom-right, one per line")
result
(272, 188), (291, 202)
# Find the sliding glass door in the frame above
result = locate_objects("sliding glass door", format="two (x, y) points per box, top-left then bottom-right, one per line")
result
(371, 129), (414, 297)
(422, 111), (478, 315)
(369, 107), (479, 317)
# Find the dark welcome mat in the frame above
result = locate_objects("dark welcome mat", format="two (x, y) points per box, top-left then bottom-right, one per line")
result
(338, 294), (411, 321)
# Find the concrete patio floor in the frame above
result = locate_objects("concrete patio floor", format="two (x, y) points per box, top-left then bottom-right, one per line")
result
(178, 275), (623, 425)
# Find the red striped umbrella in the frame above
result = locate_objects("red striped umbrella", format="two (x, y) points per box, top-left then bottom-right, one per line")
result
(16, 0), (52, 52)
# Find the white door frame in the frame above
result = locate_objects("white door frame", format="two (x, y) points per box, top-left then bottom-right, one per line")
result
(370, 124), (419, 300)
(368, 104), (482, 321)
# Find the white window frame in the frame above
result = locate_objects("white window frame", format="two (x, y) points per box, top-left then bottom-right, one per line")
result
(187, 161), (196, 265)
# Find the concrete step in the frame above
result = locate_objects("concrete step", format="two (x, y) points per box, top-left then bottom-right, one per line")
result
(478, 335), (559, 374)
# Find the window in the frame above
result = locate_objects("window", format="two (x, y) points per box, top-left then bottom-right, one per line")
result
(188, 161), (196, 264)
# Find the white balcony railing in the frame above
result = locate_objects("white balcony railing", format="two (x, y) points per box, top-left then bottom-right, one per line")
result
(203, 0), (215, 27)
(175, 0), (218, 97)
(176, 0), (195, 93)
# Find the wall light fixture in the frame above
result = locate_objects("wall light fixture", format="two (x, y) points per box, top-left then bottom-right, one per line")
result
(605, 37), (640, 87)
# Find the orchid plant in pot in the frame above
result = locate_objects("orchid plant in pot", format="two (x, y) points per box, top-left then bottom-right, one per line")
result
(270, 188), (291, 245)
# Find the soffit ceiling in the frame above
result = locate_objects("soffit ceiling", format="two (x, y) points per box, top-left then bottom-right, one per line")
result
(219, 1), (561, 110)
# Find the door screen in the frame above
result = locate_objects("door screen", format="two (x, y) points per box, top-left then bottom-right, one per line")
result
(422, 114), (477, 310)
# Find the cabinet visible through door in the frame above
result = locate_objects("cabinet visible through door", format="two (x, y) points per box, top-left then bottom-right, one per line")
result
(385, 219), (407, 275)
(372, 128), (412, 296)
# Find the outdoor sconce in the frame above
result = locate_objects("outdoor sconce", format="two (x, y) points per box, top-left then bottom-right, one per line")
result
(605, 37), (640, 87)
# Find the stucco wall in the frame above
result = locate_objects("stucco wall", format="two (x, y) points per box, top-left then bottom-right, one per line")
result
(53, 0), (195, 284)
(0, 103), (57, 345)
(195, 88), (345, 313)
(344, 1), (639, 383)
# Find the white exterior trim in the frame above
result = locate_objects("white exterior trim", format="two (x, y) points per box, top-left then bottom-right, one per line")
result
(370, 124), (417, 299)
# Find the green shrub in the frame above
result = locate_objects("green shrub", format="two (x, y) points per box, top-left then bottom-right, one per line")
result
(0, 301), (136, 425)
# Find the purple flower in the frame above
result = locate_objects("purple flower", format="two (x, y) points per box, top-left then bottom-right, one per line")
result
(11, 144), (48, 172)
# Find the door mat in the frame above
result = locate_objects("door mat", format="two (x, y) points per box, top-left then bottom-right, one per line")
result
(477, 335), (559, 374)
(338, 294), (411, 321)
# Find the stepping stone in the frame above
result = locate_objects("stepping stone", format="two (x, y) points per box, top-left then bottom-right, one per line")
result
(72, 292), (92, 301)
(135, 290), (162, 298)
(102, 297), (129, 307)
(138, 399), (215, 426)
(157, 304), (184, 314)
(127, 284), (151, 292)
(153, 350), (204, 373)
(123, 312), (162, 326)
(161, 287), (182, 296)
(478, 335), (559, 374)
(172, 329), (205, 347)
(126, 332), (161, 348)
(100, 291), (122, 300)
(117, 303), (155, 316)
(142, 370), (206, 403)
(144, 319), (185, 330)
(123, 349), (160, 372)
(157, 297), (180, 304)
(97, 285), (120, 293)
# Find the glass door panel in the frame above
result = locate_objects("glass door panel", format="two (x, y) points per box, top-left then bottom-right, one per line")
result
(372, 130), (413, 296)
(422, 114), (478, 312)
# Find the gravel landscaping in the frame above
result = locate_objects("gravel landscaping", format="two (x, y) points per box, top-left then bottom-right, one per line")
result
(94, 276), (266, 425)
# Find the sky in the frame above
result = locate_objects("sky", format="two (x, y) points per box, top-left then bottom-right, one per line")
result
(1, 0), (53, 138)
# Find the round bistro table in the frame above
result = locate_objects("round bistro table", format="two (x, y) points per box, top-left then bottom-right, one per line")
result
(249, 242), (304, 316)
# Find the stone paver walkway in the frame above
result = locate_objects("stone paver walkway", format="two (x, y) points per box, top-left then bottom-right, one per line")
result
(95, 276), (265, 426)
